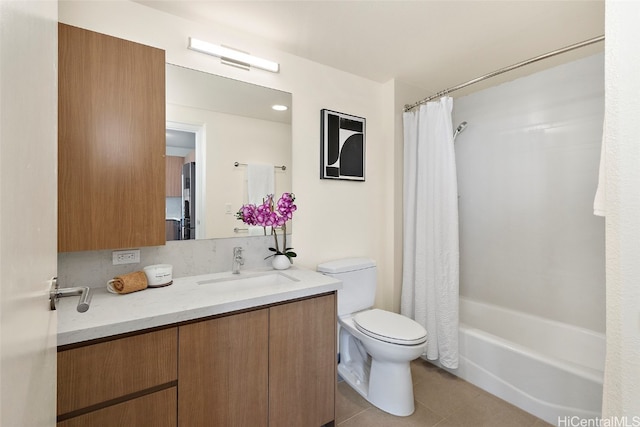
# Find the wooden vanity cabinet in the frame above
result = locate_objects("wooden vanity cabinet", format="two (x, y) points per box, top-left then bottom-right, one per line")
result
(57, 293), (336, 427)
(58, 23), (166, 252)
(269, 293), (336, 426)
(57, 388), (176, 427)
(178, 292), (337, 427)
(57, 328), (177, 426)
(178, 309), (269, 427)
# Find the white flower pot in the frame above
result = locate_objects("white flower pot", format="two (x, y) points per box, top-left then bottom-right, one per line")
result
(272, 254), (291, 270)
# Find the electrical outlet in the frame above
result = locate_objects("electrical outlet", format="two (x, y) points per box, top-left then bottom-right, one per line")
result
(112, 249), (140, 265)
(225, 203), (232, 214)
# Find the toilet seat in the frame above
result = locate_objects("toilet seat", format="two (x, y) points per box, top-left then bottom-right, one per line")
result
(353, 309), (427, 346)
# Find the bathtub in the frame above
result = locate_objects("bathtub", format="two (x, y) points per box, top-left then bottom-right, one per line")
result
(428, 297), (605, 425)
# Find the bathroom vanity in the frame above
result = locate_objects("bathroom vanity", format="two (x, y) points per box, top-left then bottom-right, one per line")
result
(56, 268), (340, 427)
(56, 20), (335, 427)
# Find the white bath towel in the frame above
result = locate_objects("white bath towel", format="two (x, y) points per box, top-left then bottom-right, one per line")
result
(247, 163), (275, 205)
(593, 121), (606, 217)
(248, 226), (271, 236)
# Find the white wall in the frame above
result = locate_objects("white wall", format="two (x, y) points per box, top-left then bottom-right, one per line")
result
(58, 1), (397, 309)
(0, 0), (58, 425)
(602, 0), (640, 418)
(453, 53), (605, 333)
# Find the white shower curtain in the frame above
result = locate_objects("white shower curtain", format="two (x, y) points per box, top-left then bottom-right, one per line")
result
(401, 97), (459, 369)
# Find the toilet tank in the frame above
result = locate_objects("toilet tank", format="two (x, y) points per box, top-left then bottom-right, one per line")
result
(317, 258), (376, 317)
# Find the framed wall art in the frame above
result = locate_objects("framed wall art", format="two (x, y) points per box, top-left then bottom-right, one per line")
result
(320, 109), (366, 181)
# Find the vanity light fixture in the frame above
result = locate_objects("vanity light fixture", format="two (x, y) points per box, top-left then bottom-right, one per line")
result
(272, 104), (288, 111)
(188, 37), (279, 73)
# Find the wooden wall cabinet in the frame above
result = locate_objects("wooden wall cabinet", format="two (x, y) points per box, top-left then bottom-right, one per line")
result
(58, 293), (336, 427)
(58, 23), (166, 252)
(166, 156), (184, 197)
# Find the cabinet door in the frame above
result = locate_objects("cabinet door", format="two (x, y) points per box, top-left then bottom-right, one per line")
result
(178, 309), (269, 427)
(166, 156), (184, 197)
(58, 23), (166, 252)
(57, 387), (176, 427)
(269, 293), (336, 426)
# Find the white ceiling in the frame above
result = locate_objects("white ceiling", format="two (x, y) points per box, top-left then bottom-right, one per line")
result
(138, 1), (604, 99)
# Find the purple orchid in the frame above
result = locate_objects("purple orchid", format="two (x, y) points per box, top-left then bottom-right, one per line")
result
(236, 193), (297, 262)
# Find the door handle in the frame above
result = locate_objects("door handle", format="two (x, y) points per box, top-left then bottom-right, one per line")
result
(49, 277), (91, 313)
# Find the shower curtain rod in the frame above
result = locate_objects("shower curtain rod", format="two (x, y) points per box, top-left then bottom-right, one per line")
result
(404, 35), (604, 112)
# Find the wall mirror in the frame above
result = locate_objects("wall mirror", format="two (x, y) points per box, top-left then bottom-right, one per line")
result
(165, 64), (292, 240)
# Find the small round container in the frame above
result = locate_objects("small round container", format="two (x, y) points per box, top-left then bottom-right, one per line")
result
(143, 264), (173, 287)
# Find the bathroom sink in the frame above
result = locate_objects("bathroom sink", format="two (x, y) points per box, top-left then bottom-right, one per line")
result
(197, 271), (299, 290)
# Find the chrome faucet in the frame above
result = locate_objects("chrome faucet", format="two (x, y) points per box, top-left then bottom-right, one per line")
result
(232, 246), (244, 274)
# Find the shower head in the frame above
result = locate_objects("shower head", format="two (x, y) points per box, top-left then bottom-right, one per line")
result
(453, 121), (468, 140)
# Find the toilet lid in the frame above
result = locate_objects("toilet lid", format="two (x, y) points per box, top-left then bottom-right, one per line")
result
(353, 309), (427, 346)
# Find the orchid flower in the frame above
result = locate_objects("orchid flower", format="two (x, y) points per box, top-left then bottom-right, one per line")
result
(236, 193), (297, 262)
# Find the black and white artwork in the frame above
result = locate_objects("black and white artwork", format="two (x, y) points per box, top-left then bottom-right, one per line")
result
(320, 109), (365, 181)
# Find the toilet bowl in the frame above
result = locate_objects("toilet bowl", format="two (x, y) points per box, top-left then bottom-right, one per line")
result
(317, 258), (427, 417)
(338, 310), (427, 416)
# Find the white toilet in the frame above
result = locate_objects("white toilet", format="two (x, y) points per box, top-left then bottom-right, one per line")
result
(317, 258), (427, 417)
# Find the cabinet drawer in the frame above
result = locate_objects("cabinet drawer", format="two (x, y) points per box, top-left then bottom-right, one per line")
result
(57, 387), (176, 427)
(58, 328), (177, 415)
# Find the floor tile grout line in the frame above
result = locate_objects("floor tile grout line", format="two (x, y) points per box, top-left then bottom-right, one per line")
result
(414, 393), (460, 421)
(336, 407), (371, 426)
(432, 416), (450, 427)
(412, 400), (447, 427)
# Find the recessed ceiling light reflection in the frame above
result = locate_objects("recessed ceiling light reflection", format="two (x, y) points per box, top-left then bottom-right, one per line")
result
(272, 105), (288, 111)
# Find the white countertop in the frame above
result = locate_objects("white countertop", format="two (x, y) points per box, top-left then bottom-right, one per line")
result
(57, 266), (341, 346)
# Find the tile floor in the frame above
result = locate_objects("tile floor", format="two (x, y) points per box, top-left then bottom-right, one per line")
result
(336, 358), (555, 427)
